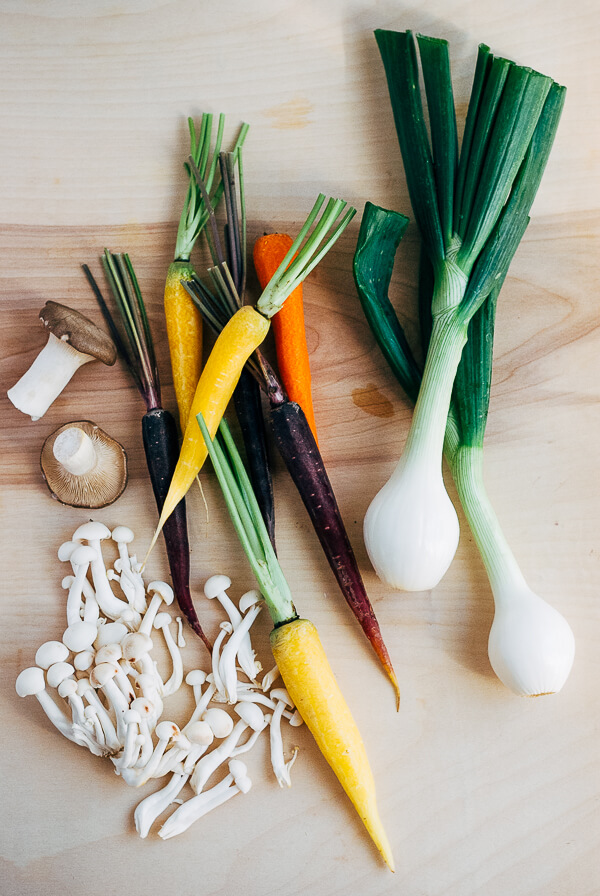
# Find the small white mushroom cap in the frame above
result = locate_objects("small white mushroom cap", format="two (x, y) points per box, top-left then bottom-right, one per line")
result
(185, 670), (207, 688)
(63, 621), (97, 652)
(122, 632), (153, 662)
(94, 622), (128, 648)
(234, 701), (266, 731)
(90, 662), (119, 688)
(228, 759), (252, 794)
(123, 708), (142, 726)
(111, 526), (134, 544)
(57, 678), (78, 699)
(154, 611), (173, 629)
(69, 544), (98, 568)
(74, 650), (95, 671)
(72, 521), (112, 543)
(185, 721), (214, 746)
(147, 581), (174, 605)
(58, 541), (79, 562)
(46, 661), (75, 688)
(16, 667), (46, 697)
(130, 697), (155, 719)
(155, 721), (180, 742)
(35, 641), (69, 669)
(95, 643), (123, 664)
(239, 589), (263, 613)
(203, 708), (234, 739)
(203, 574), (232, 599)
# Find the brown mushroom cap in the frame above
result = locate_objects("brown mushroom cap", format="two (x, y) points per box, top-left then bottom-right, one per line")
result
(40, 420), (127, 508)
(39, 302), (117, 365)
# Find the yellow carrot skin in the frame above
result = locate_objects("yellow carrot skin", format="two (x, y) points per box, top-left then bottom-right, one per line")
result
(271, 617), (395, 871)
(149, 305), (271, 549)
(164, 261), (203, 433)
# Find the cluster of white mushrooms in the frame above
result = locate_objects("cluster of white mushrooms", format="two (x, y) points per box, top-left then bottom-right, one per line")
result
(15, 521), (303, 839)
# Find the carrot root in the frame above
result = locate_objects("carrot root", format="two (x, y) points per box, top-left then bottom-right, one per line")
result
(271, 617), (395, 871)
(254, 233), (319, 443)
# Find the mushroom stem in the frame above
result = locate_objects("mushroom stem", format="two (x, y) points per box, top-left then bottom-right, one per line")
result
(159, 760), (252, 839)
(8, 333), (95, 420)
(53, 426), (98, 475)
(134, 771), (189, 839)
(218, 603), (262, 703)
(153, 614), (183, 697)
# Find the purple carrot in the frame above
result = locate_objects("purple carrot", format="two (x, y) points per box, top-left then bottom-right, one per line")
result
(233, 368), (276, 548)
(269, 397), (400, 707)
(142, 408), (211, 651)
(82, 258), (211, 653)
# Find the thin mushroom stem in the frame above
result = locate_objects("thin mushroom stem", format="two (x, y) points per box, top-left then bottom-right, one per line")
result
(134, 771), (190, 839)
(218, 602), (263, 703)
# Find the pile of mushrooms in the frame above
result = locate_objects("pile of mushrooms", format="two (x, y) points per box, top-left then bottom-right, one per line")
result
(15, 523), (303, 839)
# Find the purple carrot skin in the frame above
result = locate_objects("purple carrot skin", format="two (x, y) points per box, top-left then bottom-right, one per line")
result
(142, 409), (212, 653)
(269, 399), (400, 708)
(233, 368), (276, 549)
(82, 258), (211, 654)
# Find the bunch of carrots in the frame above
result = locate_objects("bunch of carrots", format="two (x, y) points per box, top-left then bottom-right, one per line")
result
(84, 115), (395, 868)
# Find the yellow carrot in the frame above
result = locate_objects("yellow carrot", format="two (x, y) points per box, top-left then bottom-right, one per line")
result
(144, 193), (356, 563)
(199, 417), (394, 869)
(146, 305), (270, 556)
(165, 114), (249, 432)
(272, 618), (395, 870)
(164, 261), (203, 432)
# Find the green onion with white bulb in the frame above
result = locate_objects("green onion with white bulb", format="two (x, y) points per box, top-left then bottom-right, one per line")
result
(353, 31), (575, 696)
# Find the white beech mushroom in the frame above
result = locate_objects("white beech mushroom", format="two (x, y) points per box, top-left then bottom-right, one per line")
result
(159, 759), (252, 839)
(63, 545), (97, 626)
(76, 677), (121, 753)
(203, 575), (261, 681)
(190, 702), (266, 794)
(63, 621), (97, 654)
(183, 673), (217, 729)
(56, 679), (105, 756)
(268, 688), (298, 788)
(218, 602), (263, 704)
(90, 662), (130, 742)
(210, 621), (233, 700)
(153, 613), (184, 697)
(113, 709), (143, 770)
(138, 582), (174, 636)
(94, 621), (129, 649)
(35, 641), (69, 670)
(41, 421), (127, 508)
(130, 697), (155, 767)
(131, 721), (180, 787)
(134, 771), (189, 839)
(7, 301), (117, 421)
(72, 522), (130, 621)
(16, 667), (86, 746)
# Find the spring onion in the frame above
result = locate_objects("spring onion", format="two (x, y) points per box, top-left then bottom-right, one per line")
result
(353, 70), (575, 696)
(362, 30), (564, 593)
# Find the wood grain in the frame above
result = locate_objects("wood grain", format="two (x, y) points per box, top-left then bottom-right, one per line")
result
(1, 2), (599, 895)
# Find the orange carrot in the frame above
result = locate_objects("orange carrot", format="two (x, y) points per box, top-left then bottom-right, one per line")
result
(254, 233), (319, 443)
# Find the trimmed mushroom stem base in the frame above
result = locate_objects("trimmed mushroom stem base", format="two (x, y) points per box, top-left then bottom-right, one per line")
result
(8, 333), (94, 420)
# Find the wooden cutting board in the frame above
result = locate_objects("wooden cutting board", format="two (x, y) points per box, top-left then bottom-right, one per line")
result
(1, 2), (599, 894)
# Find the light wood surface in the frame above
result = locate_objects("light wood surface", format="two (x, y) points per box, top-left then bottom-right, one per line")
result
(1, 2), (599, 894)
